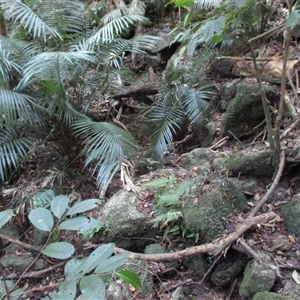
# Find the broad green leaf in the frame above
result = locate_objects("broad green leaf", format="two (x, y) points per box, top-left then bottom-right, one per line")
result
(65, 257), (88, 281)
(94, 253), (127, 274)
(29, 208), (54, 231)
(78, 218), (103, 235)
(292, 270), (300, 284)
(116, 270), (141, 289)
(0, 209), (14, 229)
(66, 199), (102, 216)
(9, 288), (24, 300)
(56, 280), (76, 300)
(51, 195), (69, 219)
(83, 243), (115, 274)
(58, 216), (101, 232)
(0, 280), (16, 298)
(286, 10), (300, 28)
(42, 242), (75, 259)
(80, 275), (106, 300)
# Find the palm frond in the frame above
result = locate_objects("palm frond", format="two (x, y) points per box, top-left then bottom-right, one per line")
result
(47, 99), (86, 124)
(0, 36), (41, 65)
(17, 50), (96, 89)
(194, 0), (221, 9)
(0, 125), (33, 182)
(0, 43), (21, 87)
(99, 35), (161, 68)
(181, 85), (212, 128)
(0, 0), (62, 41)
(72, 120), (137, 192)
(36, 0), (86, 35)
(0, 88), (43, 126)
(88, 14), (149, 45)
(148, 103), (185, 157)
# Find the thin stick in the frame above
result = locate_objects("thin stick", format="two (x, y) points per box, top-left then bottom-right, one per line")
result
(248, 150), (285, 218)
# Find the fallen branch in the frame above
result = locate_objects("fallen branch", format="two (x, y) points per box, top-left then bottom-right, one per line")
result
(115, 212), (276, 261)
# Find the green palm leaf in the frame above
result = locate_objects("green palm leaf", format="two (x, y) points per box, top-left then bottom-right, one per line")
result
(36, 0), (86, 35)
(180, 85), (212, 128)
(0, 36), (41, 66)
(72, 120), (137, 192)
(0, 0), (62, 41)
(148, 101), (185, 157)
(0, 88), (43, 126)
(0, 43), (21, 87)
(0, 125), (33, 182)
(88, 14), (149, 45)
(18, 51), (96, 89)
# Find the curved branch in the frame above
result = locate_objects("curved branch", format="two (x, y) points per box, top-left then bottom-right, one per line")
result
(115, 212), (276, 261)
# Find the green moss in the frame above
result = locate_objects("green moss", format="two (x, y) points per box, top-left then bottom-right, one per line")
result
(226, 149), (274, 177)
(280, 199), (300, 236)
(183, 179), (247, 243)
(221, 83), (278, 138)
(252, 291), (292, 300)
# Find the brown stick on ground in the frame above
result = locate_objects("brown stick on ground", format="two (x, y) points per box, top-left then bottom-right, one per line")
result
(115, 212), (276, 261)
(247, 150), (285, 219)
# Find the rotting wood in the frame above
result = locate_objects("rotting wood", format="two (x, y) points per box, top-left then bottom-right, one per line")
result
(211, 57), (300, 82)
(115, 211), (276, 261)
(113, 82), (159, 100)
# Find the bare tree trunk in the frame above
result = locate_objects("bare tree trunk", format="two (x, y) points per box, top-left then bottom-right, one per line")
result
(112, 0), (126, 7)
(0, 14), (7, 37)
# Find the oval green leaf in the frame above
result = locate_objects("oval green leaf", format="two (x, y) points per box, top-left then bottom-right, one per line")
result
(83, 243), (115, 274)
(29, 208), (54, 231)
(65, 257), (88, 281)
(0, 209), (14, 229)
(58, 216), (100, 232)
(95, 253), (127, 274)
(57, 279), (76, 300)
(51, 195), (69, 219)
(66, 199), (102, 216)
(286, 10), (300, 28)
(42, 242), (75, 259)
(116, 270), (141, 289)
(80, 275), (105, 300)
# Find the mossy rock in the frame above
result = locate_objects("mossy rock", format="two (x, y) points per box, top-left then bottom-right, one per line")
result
(280, 198), (300, 236)
(252, 291), (292, 300)
(226, 149), (275, 177)
(182, 179), (247, 243)
(221, 83), (279, 138)
(239, 254), (276, 298)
